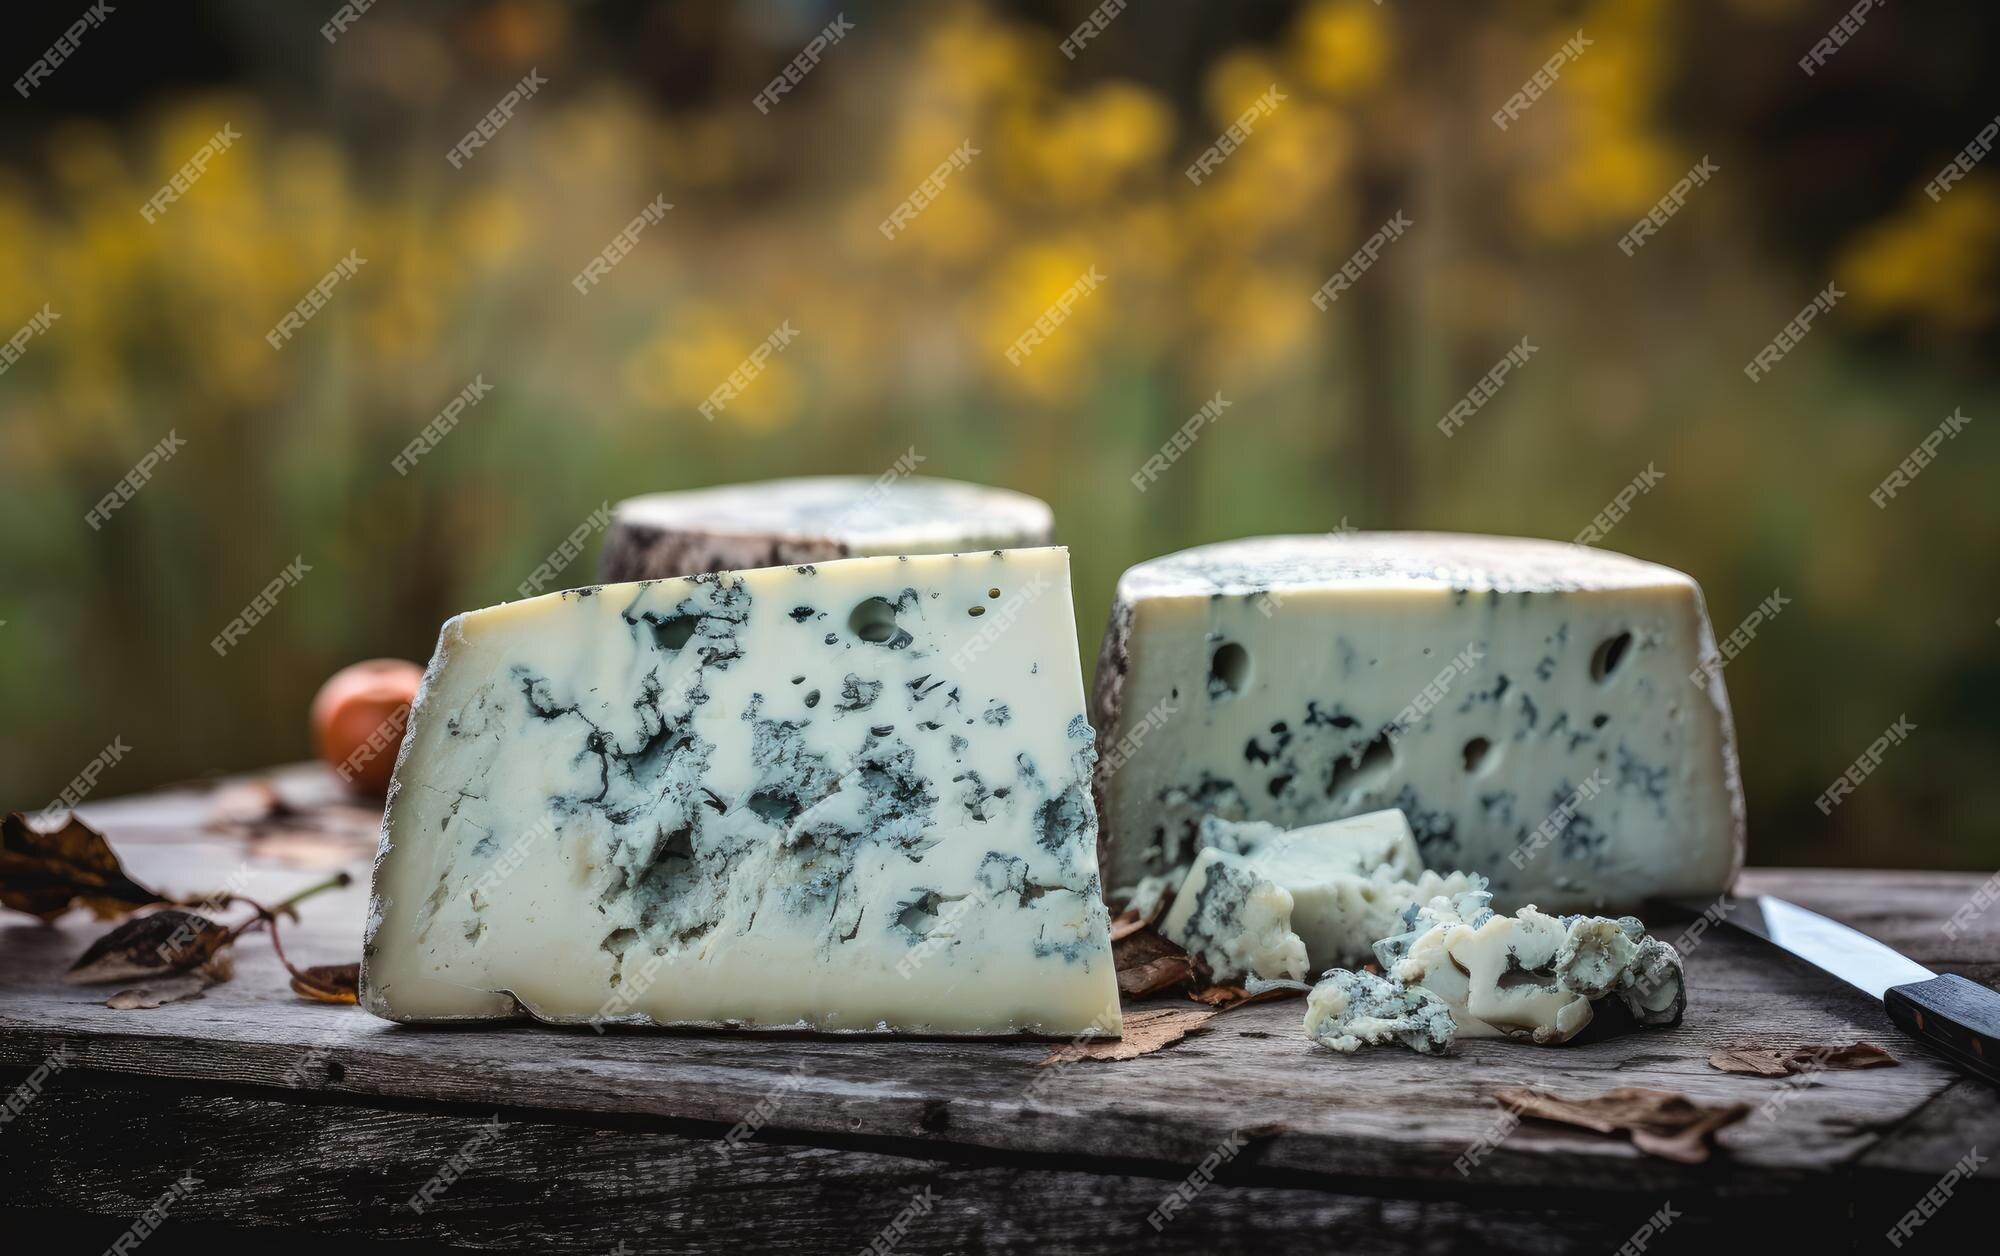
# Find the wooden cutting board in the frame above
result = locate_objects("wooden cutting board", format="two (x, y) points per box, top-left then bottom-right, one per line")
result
(2, 765), (1995, 1253)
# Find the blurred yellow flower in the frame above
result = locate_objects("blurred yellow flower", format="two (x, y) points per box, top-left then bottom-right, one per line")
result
(1204, 50), (1287, 132)
(1841, 180), (2000, 333)
(1502, 0), (1677, 237)
(452, 190), (529, 267)
(922, 6), (1050, 109)
(1192, 103), (1352, 243)
(623, 313), (804, 431)
(1191, 264), (1320, 378)
(1077, 83), (1177, 176)
(981, 244), (1114, 400)
(1292, 0), (1390, 99)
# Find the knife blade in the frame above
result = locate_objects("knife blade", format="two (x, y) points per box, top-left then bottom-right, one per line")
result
(1665, 894), (2000, 1087)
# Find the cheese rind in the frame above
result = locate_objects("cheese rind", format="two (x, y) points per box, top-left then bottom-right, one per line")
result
(600, 476), (1055, 581)
(1091, 532), (1745, 910)
(362, 548), (1119, 1037)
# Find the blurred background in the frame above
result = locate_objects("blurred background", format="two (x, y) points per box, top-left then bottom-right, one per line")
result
(0, 0), (1994, 870)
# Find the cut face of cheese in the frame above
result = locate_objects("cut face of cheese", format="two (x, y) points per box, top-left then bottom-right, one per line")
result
(362, 548), (1119, 1037)
(1288, 867), (1485, 976)
(1195, 811), (1481, 972)
(1195, 809), (1421, 874)
(600, 476), (1055, 581)
(1156, 848), (1308, 984)
(1092, 532), (1745, 911)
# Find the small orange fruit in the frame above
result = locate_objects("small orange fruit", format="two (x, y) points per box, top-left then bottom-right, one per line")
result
(311, 659), (424, 795)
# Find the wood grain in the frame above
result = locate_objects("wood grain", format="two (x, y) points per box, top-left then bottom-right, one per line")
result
(4, 768), (1998, 1250)
(0, 1078), (1870, 1254)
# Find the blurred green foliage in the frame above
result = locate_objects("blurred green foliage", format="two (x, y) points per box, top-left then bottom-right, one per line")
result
(0, 0), (1994, 870)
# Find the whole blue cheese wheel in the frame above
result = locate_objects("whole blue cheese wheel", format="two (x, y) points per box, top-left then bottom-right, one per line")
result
(1091, 532), (1746, 912)
(600, 475), (1055, 580)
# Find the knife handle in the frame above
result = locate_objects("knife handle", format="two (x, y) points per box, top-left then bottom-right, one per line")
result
(1885, 974), (2000, 1087)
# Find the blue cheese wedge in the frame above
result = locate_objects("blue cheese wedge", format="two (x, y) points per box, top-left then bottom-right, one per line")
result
(1195, 811), (1483, 971)
(1091, 532), (1745, 910)
(1304, 968), (1458, 1055)
(362, 547), (1119, 1037)
(1156, 848), (1309, 983)
(1370, 886), (1686, 1044)
(600, 476), (1054, 581)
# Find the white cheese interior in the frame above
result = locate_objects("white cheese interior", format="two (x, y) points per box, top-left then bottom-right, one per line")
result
(1156, 848), (1308, 983)
(363, 548), (1119, 1036)
(1092, 532), (1745, 910)
(1197, 809), (1421, 872)
(1198, 811), (1481, 972)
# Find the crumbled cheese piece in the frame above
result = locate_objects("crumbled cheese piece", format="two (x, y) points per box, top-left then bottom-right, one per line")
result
(1372, 888), (1687, 1045)
(1304, 968), (1457, 1055)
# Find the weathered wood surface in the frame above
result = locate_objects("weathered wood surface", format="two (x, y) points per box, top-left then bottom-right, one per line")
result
(5, 1079), (1812, 1255)
(4, 767), (1998, 1251)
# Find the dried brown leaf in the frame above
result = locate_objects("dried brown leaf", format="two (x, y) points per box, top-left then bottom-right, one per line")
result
(1119, 953), (1195, 997)
(1109, 885), (1172, 941)
(1113, 927), (1198, 999)
(0, 812), (163, 921)
(106, 972), (213, 1009)
(1496, 1086), (1750, 1165)
(1039, 1006), (1219, 1066)
(1627, 1109), (1749, 1164)
(1709, 1040), (1899, 1077)
(1113, 926), (1182, 964)
(1708, 1046), (1793, 1077)
(1189, 983), (1305, 1011)
(1815, 1042), (1898, 1069)
(66, 910), (230, 985)
(290, 962), (361, 1004)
